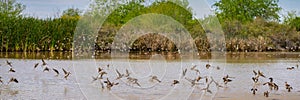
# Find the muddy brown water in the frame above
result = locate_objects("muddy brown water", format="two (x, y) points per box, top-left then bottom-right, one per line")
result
(0, 52), (300, 100)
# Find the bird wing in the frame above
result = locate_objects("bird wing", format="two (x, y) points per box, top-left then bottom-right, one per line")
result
(53, 68), (59, 74)
(116, 69), (122, 76)
(253, 70), (257, 75)
(62, 68), (68, 74)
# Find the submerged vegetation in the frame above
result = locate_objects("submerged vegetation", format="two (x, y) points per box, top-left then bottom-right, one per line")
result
(0, 0), (300, 52)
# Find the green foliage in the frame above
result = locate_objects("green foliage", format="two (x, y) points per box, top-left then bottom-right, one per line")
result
(0, 0), (25, 17)
(213, 0), (281, 23)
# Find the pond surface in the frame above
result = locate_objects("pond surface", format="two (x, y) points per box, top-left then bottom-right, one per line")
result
(0, 52), (300, 100)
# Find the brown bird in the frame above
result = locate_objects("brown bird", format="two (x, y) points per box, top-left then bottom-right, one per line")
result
(52, 68), (59, 76)
(223, 75), (233, 85)
(124, 69), (130, 77)
(264, 91), (269, 97)
(190, 65), (200, 74)
(127, 77), (141, 87)
(8, 77), (18, 84)
(252, 76), (259, 83)
(8, 67), (16, 73)
(251, 88), (258, 95)
(287, 67), (295, 70)
(150, 75), (161, 83)
(171, 80), (179, 86)
(205, 64), (211, 69)
(258, 70), (266, 78)
(104, 78), (119, 90)
(43, 67), (50, 72)
(41, 59), (47, 66)
(285, 82), (293, 92)
(34, 63), (39, 69)
(115, 69), (124, 80)
(263, 78), (278, 91)
(98, 67), (103, 73)
(98, 71), (107, 79)
(62, 68), (71, 80)
(6, 60), (12, 67)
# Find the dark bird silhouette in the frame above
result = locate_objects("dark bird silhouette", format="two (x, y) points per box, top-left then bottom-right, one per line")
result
(287, 67), (295, 70)
(171, 80), (179, 86)
(252, 76), (259, 83)
(251, 88), (258, 95)
(223, 75), (233, 85)
(8, 67), (16, 73)
(258, 70), (266, 78)
(6, 60), (12, 67)
(8, 77), (18, 84)
(62, 68), (71, 80)
(52, 68), (59, 76)
(104, 78), (119, 90)
(253, 70), (258, 76)
(98, 67), (103, 73)
(41, 59), (47, 66)
(43, 67), (50, 72)
(264, 91), (269, 97)
(205, 64), (211, 69)
(98, 71), (107, 79)
(263, 77), (278, 91)
(34, 63), (39, 69)
(285, 82), (293, 92)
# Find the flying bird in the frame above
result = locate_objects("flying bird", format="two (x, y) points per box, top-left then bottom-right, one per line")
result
(62, 68), (71, 80)
(8, 77), (18, 84)
(52, 68), (59, 76)
(34, 63), (39, 69)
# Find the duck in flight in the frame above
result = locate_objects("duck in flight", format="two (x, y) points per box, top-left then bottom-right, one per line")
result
(263, 91), (269, 97)
(62, 68), (71, 80)
(104, 78), (119, 90)
(171, 80), (179, 86)
(285, 82), (293, 92)
(115, 69), (124, 80)
(8, 67), (16, 73)
(150, 75), (161, 83)
(8, 77), (18, 84)
(41, 59), (47, 66)
(52, 68), (59, 76)
(251, 87), (258, 95)
(6, 60), (12, 67)
(34, 63), (39, 69)
(263, 77), (278, 91)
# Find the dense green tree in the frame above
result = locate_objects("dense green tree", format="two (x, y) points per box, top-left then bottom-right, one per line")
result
(0, 0), (25, 17)
(213, 0), (282, 23)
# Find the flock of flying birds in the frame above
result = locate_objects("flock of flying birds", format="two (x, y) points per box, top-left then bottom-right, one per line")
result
(250, 64), (298, 97)
(0, 59), (299, 98)
(0, 59), (71, 85)
(90, 63), (233, 94)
